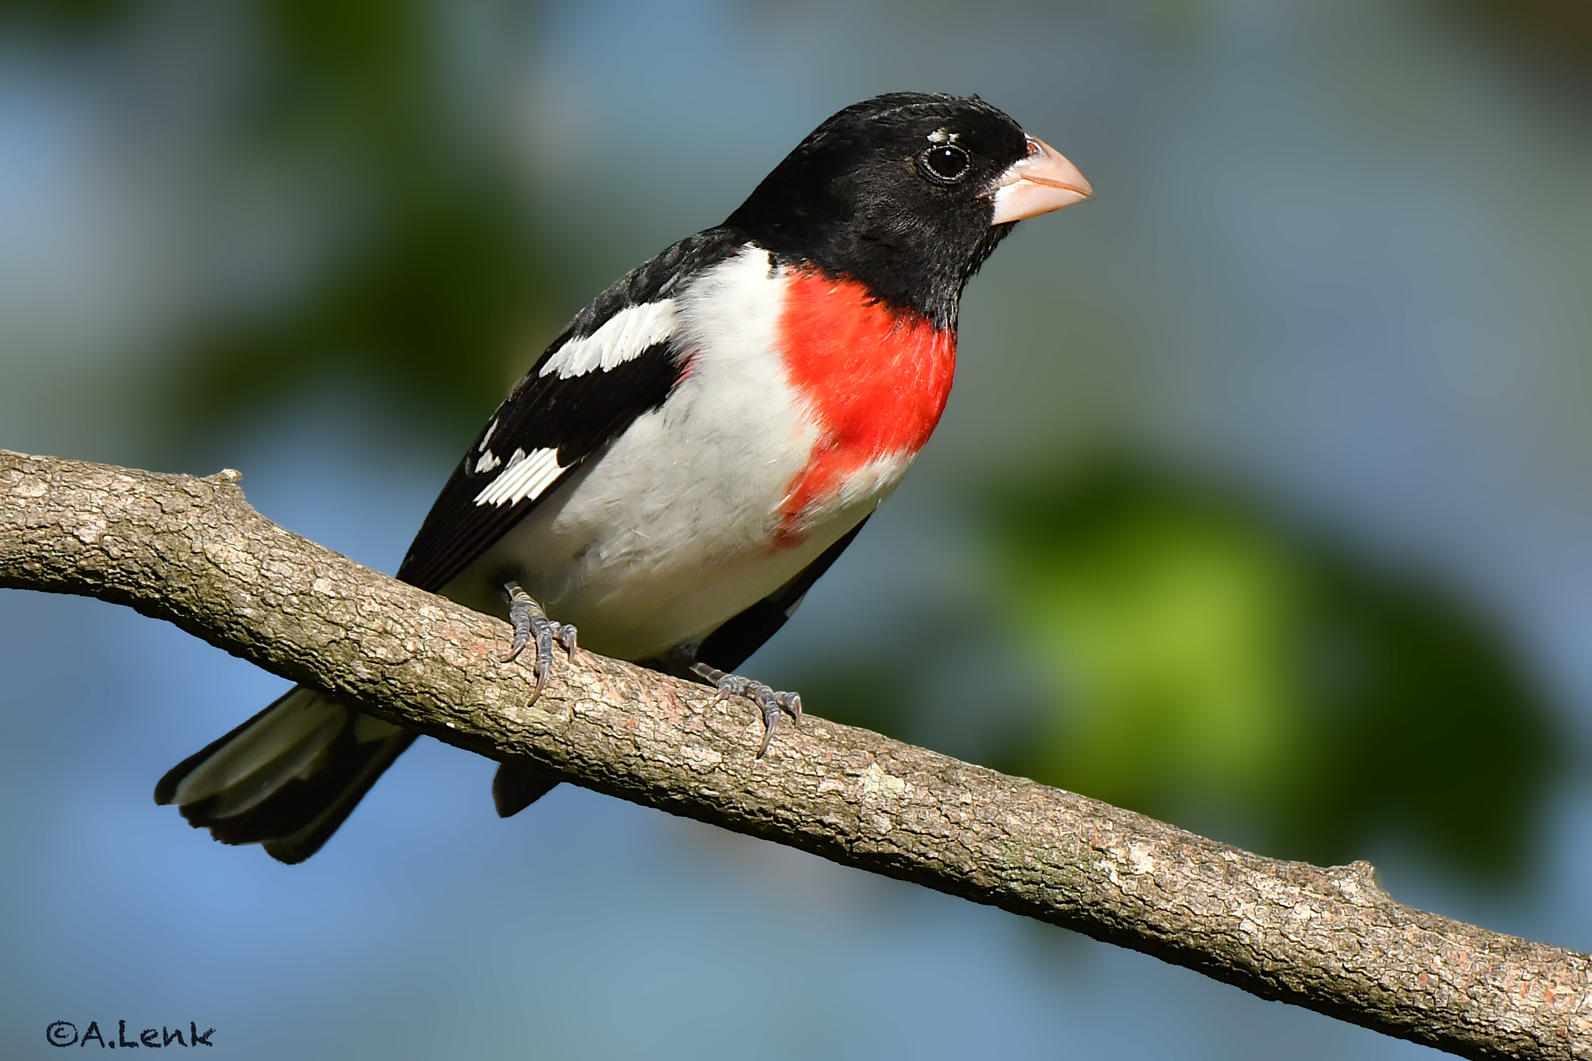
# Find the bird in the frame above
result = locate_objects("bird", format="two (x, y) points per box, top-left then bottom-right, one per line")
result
(154, 92), (1091, 863)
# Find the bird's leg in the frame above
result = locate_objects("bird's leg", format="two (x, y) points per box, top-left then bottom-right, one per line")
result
(676, 651), (802, 758)
(502, 581), (578, 706)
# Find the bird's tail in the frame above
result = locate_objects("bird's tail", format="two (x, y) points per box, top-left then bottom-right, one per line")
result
(154, 687), (415, 864)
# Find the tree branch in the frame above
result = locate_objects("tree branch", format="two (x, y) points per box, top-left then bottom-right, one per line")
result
(1, 448), (1586, 1060)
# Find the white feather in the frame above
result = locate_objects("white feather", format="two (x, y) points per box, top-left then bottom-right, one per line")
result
(538, 300), (678, 379)
(473, 447), (566, 507)
(171, 687), (341, 806)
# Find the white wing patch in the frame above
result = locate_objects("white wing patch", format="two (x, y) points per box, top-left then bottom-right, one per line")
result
(473, 447), (566, 507)
(539, 300), (678, 380)
(472, 418), (504, 474)
(469, 301), (675, 505)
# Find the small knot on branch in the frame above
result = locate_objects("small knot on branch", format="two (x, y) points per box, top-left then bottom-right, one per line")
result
(1329, 859), (1388, 902)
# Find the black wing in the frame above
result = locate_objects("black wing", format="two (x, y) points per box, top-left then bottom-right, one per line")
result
(397, 228), (747, 592)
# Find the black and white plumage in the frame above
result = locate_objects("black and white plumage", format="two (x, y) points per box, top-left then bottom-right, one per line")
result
(155, 93), (1092, 862)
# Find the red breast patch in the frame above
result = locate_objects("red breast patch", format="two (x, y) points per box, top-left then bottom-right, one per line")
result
(775, 267), (956, 544)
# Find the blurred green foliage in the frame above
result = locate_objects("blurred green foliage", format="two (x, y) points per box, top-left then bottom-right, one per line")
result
(1450, 0), (1592, 70)
(983, 464), (1562, 879)
(174, 0), (566, 433)
(12, 0), (568, 437)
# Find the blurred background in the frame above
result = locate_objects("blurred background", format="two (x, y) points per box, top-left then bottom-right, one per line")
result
(2, 0), (1589, 1057)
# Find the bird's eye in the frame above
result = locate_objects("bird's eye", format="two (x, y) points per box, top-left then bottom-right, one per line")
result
(919, 144), (971, 184)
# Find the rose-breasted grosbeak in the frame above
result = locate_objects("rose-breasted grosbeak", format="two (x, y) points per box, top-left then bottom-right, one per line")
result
(155, 92), (1091, 862)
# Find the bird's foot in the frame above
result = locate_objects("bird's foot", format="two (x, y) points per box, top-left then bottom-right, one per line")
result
(502, 581), (578, 706)
(689, 661), (801, 758)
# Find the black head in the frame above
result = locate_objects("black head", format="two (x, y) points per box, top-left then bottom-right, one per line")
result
(725, 93), (1090, 329)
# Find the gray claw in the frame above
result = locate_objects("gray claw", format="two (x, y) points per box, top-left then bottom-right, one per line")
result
(502, 581), (578, 706)
(706, 672), (802, 757)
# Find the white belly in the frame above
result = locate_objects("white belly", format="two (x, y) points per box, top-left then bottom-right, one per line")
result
(444, 249), (905, 661)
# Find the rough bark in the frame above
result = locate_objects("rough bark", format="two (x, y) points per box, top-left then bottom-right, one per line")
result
(1, 449), (1587, 1060)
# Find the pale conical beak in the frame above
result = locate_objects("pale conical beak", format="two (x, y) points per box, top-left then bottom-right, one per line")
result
(989, 135), (1092, 224)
